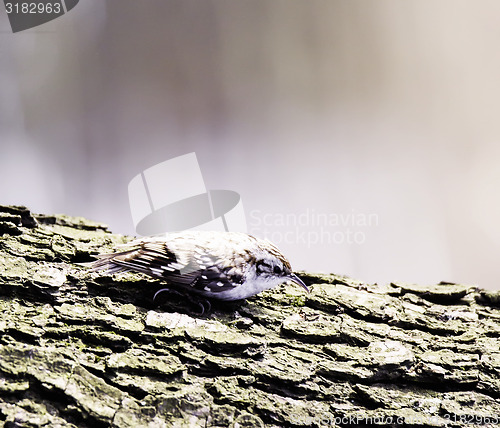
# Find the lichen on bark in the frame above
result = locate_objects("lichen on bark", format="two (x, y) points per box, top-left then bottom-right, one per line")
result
(0, 205), (499, 427)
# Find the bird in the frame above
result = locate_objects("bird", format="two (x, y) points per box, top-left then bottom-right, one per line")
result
(91, 231), (309, 301)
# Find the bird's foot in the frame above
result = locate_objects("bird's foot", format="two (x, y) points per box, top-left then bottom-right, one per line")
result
(153, 287), (212, 316)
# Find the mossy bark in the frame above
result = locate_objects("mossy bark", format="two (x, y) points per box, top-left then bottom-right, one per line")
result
(0, 205), (499, 427)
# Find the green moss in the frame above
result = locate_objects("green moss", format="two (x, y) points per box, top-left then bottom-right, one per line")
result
(0, 205), (499, 427)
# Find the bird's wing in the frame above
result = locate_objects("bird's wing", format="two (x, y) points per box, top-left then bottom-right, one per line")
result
(92, 240), (197, 285)
(189, 249), (244, 292)
(92, 239), (242, 293)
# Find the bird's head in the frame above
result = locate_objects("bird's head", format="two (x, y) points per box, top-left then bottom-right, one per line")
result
(253, 243), (309, 293)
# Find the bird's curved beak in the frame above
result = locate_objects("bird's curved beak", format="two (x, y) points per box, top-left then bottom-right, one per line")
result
(288, 273), (310, 293)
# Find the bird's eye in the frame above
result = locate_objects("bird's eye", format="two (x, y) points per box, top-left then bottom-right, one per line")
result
(273, 265), (282, 274)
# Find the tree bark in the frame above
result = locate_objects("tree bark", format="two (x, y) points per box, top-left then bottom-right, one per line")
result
(0, 205), (498, 427)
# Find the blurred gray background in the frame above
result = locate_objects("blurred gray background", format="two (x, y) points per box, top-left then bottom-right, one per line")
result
(1, 1), (499, 289)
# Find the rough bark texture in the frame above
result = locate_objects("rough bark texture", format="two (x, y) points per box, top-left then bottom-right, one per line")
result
(0, 205), (499, 428)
